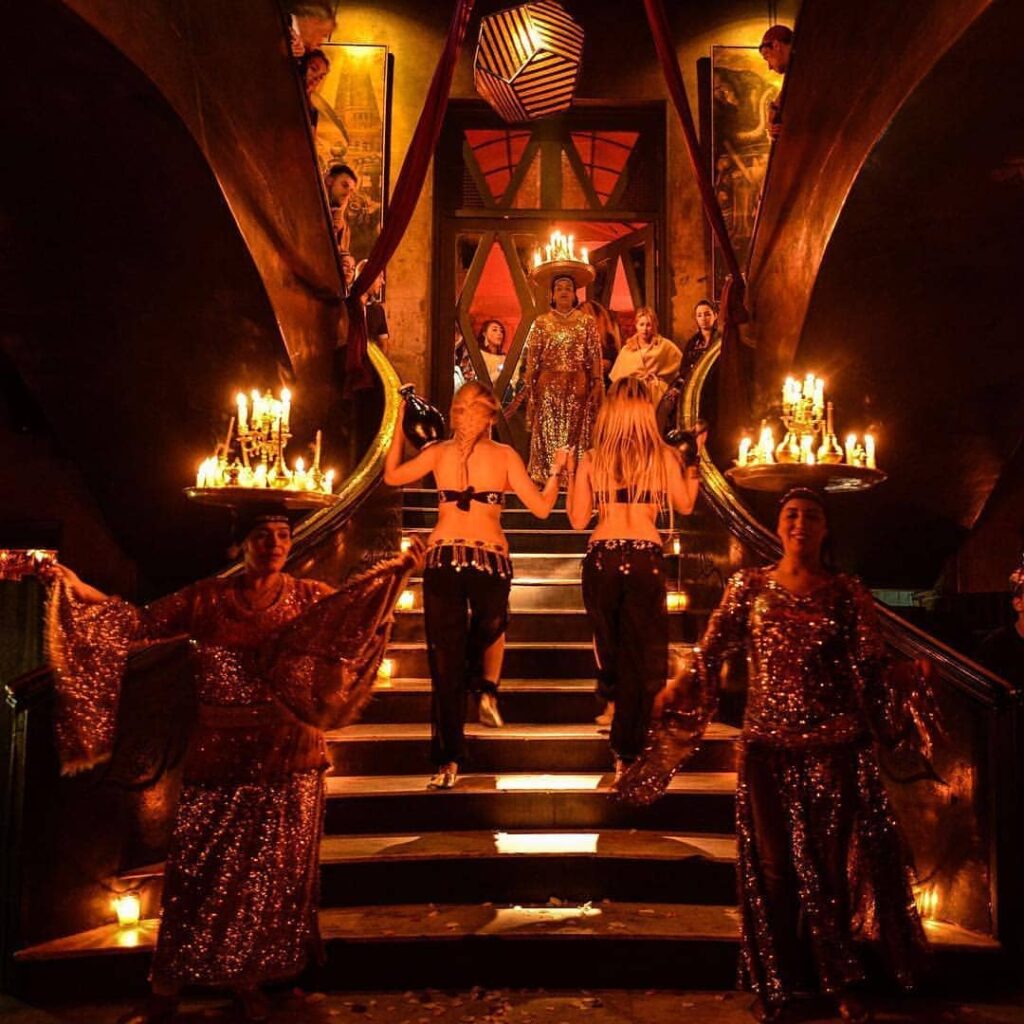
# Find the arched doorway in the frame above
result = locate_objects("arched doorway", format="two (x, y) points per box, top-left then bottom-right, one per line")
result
(433, 101), (666, 450)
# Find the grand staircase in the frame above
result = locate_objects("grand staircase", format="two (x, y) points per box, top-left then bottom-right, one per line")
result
(12, 489), (998, 995)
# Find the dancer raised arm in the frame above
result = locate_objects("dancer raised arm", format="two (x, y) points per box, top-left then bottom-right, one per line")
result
(564, 378), (699, 779)
(385, 381), (569, 786)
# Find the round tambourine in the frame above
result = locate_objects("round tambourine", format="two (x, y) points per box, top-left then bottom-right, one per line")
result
(725, 463), (887, 494)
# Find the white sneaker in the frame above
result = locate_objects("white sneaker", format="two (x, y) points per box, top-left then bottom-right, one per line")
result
(478, 692), (504, 728)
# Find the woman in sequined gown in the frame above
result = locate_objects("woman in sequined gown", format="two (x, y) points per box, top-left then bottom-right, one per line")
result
(625, 488), (929, 1023)
(45, 515), (415, 1022)
(523, 274), (604, 482)
(566, 378), (699, 780)
(385, 381), (569, 788)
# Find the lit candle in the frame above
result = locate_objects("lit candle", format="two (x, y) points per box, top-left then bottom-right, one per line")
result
(738, 436), (752, 466)
(667, 591), (689, 612)
(864, 433), (876, 469)
(397, 590), (415, 611)
(113, 892), (141, 928)
(758, 425), (776, 462)
(672, 535), (682, 556)
(254, 463), (268, 487)
(313, 429), (322, 471)
(534, 249), (542, 268)
(845, 433), (857, 465)
(568, 234), (575, 257)
(236, 393), (248, 432)
(800, 434), (814, 464)
(281, 388), (291, 432)
(378, 657), (394, 680)
(813, 378), (824, 415)
(294, 457), (305, 489)
(581, 247), (588, 263)
(324, 468), (335, 493)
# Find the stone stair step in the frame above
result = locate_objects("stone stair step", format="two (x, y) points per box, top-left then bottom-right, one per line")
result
(365, 677), (602, 724)
(117, 830), (739, 911)
(390, 609), (702, 645)
(384, 640), (600, 679)
(323, 771), (738, 834)
(325, 722), (739, 776)
(14, 907), (998, 995)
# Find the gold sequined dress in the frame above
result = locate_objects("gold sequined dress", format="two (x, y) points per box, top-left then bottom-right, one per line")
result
(523, 308), (603, 480)
(621, 567), (930, 1009)
(47, 557), (414, 990)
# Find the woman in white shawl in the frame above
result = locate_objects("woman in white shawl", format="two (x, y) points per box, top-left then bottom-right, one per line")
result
(608, 307), (681, 405)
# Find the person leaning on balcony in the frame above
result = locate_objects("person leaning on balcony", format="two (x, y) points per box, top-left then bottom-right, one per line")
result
(285, 1), (337, 59)
(759, 24), (793, 141)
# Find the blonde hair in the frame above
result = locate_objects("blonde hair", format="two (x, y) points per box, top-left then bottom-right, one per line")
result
(450, 381), (499, 487)
(590, 378), (671, 513)
(633, 306), (660, 335)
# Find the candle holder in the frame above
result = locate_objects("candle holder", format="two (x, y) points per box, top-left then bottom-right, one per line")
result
(728, 373), (885, 493)
(186, 388), (336, 510)
(529, 229), (596, 291)
(0, 549), (57, 581)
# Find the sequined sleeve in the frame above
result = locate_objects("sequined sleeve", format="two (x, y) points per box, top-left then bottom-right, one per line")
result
(845, 576), (940, 768)
(696, 569), (755, 708)
(616, 571), (753, 805)
(262, 551), (418, 730)
(524, 322), (542, 424)
(133, 587), (197, 641)
(587, 317), (603, 388)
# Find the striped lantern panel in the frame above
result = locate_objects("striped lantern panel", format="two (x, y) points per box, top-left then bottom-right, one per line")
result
(474, 1), (584, 123)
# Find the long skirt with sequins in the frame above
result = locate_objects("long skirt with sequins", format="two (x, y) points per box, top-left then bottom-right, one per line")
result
(150, 769), (325, 988)
(736, 739), (926, 1009)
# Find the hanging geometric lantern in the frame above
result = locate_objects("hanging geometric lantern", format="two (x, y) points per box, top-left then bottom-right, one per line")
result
(474, 1), (584, 123)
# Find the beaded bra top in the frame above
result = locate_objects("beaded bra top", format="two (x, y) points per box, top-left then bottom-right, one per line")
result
(437, 486), (506, 512)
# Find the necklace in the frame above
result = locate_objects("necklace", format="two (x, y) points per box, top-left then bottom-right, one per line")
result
(234, 575), (286, 614)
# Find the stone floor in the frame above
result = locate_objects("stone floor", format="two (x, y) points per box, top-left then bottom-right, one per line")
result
(3, 988), (1023, 1024)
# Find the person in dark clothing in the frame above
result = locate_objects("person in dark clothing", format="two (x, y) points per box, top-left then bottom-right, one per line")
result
(977, 564), (1024, 689)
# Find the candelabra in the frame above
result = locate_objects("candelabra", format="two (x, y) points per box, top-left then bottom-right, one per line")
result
(727, 373), (884, 493)
(187, 388), (335, 508)
(529, 229), (595, 289)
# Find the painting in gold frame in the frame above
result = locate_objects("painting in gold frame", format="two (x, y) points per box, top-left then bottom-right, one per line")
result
(709, 45), (781, 295)
(313, 43), (391, 263)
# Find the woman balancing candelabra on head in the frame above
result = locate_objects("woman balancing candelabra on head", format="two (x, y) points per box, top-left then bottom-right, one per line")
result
(565, 377), (699, 781)
(522, 264), (604, 483)
(384, 381), (569, 789)
(619, 487), (939, 1024)
(41, 506), (420, 1023)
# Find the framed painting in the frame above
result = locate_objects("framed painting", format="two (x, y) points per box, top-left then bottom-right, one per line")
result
(313, 43), (391, 263)
(709, 45), (781, 295)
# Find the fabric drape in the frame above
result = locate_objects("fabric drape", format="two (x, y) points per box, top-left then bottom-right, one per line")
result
(343, 0), (476, 392)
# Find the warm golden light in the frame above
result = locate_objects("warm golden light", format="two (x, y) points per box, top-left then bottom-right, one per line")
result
(194, 388), (332, 495)
(671, 535), (682, 556)
(737, 376), (879, 471)
(494, 832), (599, 854)
(113, 891), (141, 927)
(494, 774), (602, 791)
(667, 591), (689, 612)
(400, 536), (413, 554)
(396, 590), (415, 612)
(915, 884), (940, 920)
(378, 657), (395, 680)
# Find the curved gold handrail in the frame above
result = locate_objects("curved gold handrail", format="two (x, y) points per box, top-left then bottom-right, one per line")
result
(681, 340), (1018, 709)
